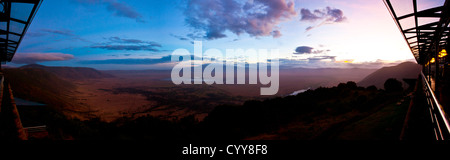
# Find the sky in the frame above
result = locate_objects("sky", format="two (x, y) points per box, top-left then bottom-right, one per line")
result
(11, 0), (445, 70)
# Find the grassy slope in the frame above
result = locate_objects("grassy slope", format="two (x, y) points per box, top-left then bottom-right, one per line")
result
(3, 68), (75, 107)
(241, 85), (410, 140)
(333, 96), (409, 140)
(2, 68), (96, 120)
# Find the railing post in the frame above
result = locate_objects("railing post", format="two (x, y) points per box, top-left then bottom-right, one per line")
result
(421, 72), (450, 140)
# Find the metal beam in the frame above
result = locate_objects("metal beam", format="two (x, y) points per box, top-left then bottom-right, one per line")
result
(398, 6), (443, 20)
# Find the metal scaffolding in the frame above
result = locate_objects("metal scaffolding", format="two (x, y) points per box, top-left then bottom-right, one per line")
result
(384, 0), (450, 140)
(0, 0), (42, 63)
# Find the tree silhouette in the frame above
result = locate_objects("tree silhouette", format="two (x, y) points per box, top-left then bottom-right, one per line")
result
(366, 85), (377, 91)
(384, 78), (403, 92)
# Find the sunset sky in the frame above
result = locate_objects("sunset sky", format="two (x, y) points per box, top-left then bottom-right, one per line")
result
(11, 0), (445, 70)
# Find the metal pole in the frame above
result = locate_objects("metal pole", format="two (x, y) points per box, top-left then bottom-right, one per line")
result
(436, 45), (440, 94)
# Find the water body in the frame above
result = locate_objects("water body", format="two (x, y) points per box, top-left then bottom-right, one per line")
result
(289, 87), (311, 96)
(14, 97), (45, 106)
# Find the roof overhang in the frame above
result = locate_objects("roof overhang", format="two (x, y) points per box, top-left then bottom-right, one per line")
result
(384, 0), (450, 65)
(0, 0), (42, 63)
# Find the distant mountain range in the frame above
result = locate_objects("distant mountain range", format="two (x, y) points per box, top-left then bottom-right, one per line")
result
(20, 64), (114, 80)
(357, 62), (421, 89)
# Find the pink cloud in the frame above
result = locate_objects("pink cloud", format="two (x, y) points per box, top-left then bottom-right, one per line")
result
(12, 52), (74, 64)
(184, 0), (297, 39)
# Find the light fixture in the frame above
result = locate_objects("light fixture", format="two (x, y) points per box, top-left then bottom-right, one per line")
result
(439, 49), (447, 58)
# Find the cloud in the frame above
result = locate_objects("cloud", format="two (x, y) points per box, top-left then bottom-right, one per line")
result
(26, 28), (93, 43)
(25, 32), (47, 37)
(278, 57), (418, 69)
(300, 6), (347, 31)
(183, 0), (297, 40)
(271, 30), (282, 38)
(27, 29), (74, 37)
(308, 55), (336, 61)
(80, 56), (171, 65)
(91, 45), (160, 52)
(79, 55), (197, 65)
(293, 46), (330, 54)
(294, 46), (314, 54)
(170, 34), (190, 41)
(76, 0), (144, 22)
(108, 37), (161, 47)
(300, 9), (322, 22)
(300, 7), (346, 22)
(91, 37), (162, 52)
(186, 33), (204, 40)
(41, 29), (75, 36)
(12, 52), (74, 64)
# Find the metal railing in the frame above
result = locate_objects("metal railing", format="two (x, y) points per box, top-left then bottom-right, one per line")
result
(24, 125), (47, 133)
(421, 72), (450, 140)
(0, 74), (3, 112)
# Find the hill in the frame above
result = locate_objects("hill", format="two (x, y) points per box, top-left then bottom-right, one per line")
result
(2, 67), (75, 108)
(20, 64), (114, 80)
(357, 62), (421, 89)
(2, 64), (114, 118)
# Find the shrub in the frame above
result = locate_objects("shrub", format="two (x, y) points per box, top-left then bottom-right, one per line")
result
(384, 78), (403, 92)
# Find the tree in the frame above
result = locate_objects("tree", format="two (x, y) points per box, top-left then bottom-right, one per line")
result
(346, 81), (357, 89)
(366, 85), (377, 91)
(384, 78), (403, 92)
(337, 81), (357, 89)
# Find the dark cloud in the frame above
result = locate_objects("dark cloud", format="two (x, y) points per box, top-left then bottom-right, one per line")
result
(300, 7), (346, 23)
(91, 37), (162, 52)
(327, 8), (346, 23)
(170, 34), (190, 41)
(186, 33), (204, 40)
(12, 52), (74, 64)
(76, 0), (144, 22)
(106, 0), (145, 22)
(179, 37), (189, 41)
(293, 46), (331, 54)
(184, 0), (297, 40)
(300, 9), (322, 22)
(300, 7), (347, 31)
(271, 30), (282, 38)
(294, 46), (314, 54)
